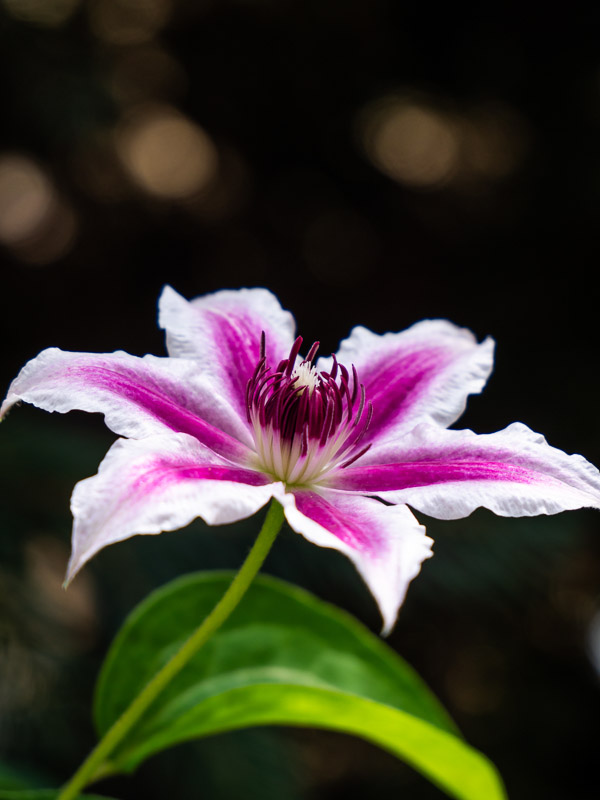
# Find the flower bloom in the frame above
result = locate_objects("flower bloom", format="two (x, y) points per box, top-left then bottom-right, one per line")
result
(3, 287), (600, 633)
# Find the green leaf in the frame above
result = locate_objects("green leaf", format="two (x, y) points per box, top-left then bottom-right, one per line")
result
(94, 572), (507, 800)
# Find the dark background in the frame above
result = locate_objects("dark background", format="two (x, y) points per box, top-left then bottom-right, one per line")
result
(2, 2), (600, 798)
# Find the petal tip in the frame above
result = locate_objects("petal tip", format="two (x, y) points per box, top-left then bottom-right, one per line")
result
(0, 398), (14, 421)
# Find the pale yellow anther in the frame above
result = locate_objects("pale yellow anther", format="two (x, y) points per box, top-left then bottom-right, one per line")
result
(292, 362), (319, 395)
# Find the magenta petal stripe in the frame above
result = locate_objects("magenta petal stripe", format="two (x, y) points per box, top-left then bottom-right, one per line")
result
(5, 284), (600, 634)
(68, 433), (283, 582)
(159, 286), (296, 418)
(330, 423), (600, 519)
(319, 321), (494, 455)
(281, 488), (433, 634)
(0, 348), (253, 461)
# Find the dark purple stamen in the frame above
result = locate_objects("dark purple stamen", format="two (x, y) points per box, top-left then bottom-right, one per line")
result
(304, 340), (320, 365)
(247, 335), (373, 481)
(284, 337), (304, 377)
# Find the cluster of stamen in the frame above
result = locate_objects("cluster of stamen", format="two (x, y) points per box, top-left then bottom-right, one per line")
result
(246, 333), (373, 485)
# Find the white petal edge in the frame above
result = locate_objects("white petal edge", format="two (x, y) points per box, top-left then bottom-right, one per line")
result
(0, 348), (254, 455)
(67, 433), (284, 583)
(318, 320), (495, 452)
(368, 422), (600, 519)
(159, 284), (296, 364)
(280, 489), (433, 635)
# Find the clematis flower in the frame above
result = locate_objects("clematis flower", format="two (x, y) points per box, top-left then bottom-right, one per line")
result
(3, 287), (600, 633)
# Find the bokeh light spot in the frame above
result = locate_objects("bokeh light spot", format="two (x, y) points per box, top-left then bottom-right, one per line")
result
(115, 105), (219, 199)
(0, 154), (77, 264)
(0, 156), (54, 245)
(361, 96), (460, 189)
(26, 536), (98, 646)
(360, 94), (529, 193)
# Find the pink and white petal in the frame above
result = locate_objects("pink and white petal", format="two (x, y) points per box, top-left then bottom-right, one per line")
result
(330, 422), (600, 519)
(1, 348), (253, 460)
(67, 433), (283, 583)
(281, 488), (433, 635)
(318, 320), (494, 456)
(158, 286), (296, 417)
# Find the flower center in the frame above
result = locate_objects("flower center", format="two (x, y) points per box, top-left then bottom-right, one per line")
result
(246, 334), (372, 485)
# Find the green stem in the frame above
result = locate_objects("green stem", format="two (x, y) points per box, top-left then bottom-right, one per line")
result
(58, 499), (285, 800)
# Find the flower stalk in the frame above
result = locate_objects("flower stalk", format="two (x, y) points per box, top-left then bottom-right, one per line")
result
(57, 500), (285, 800)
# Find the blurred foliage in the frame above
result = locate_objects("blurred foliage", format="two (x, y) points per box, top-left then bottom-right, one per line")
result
(0, 763), (35, 792)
